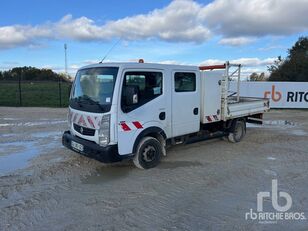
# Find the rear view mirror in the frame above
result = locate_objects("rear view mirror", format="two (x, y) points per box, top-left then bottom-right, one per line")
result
(125, 85), (139, 106)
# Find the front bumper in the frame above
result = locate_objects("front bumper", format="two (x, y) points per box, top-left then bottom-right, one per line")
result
(62, 131), (126, 163)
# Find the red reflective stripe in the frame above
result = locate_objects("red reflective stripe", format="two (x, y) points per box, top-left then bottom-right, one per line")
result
(78, 115), (86, 126)
(132, 121), (143, 129)
(87, 116), (95, 128)
(206, 116), (212, 122)
(121, 122), (131, 131)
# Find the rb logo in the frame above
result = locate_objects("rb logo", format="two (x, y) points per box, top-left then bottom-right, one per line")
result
(264, 85), (282, 102)
(257, 179), (292, 212)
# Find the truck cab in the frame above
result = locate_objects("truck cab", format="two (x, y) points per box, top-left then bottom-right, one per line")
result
(62, 61), (269, 169)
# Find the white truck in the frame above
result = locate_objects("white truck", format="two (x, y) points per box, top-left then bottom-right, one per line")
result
(62, 61), (269, 169)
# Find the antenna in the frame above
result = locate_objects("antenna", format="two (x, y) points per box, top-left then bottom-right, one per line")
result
(99, 38), (121, 63)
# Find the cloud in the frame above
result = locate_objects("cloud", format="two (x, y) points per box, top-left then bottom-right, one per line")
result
(0, 0), (308, 49)
(157, 60), (182, 65)
(230, 57), (276, 66)
(54, 1), (211, 43)
(201, 0), (308, 37)
(0, 25), (51, 49)
(55, 15), (105, 41)
(199, 59), (225, 66)
(200, 57), (275, 78)
(258, 45), (288, 51)
(218, 37), (256, 46)
(200, 57), (276, 67)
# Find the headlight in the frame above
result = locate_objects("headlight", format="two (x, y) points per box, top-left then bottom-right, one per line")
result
(67, 110), (72, 128)
(98, 114), (110, 146)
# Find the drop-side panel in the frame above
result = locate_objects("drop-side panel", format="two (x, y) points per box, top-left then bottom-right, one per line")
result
(224, 97), (270, 120)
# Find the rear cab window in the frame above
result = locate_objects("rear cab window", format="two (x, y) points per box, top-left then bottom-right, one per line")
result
(174, 72), (196, 92)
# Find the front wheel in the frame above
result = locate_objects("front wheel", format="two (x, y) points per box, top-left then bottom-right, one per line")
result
(228, 120), (246, 143)
(133, 137), (163, 169)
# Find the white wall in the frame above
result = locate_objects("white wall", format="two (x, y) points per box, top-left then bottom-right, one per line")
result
(229, 82), (308, 108)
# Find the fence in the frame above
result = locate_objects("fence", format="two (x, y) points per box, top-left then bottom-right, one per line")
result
(0, 80), (72, 107)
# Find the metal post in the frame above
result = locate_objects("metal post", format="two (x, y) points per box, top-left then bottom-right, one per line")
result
(237, 65), (241, 102)
(18, 71), (22, 106)
(221, 62), (229, 120)
(59, 76), (62, 107)
(64, 43), (68, 76)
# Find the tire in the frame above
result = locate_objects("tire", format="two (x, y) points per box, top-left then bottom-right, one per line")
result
(228, 120), (246, 143)
(133, 137), (163, 169)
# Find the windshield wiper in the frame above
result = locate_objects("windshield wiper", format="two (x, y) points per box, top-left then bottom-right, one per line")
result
(76, 95), (105, 110)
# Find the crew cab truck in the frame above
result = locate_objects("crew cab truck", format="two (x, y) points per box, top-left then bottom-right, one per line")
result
(62, 61), (270, 169)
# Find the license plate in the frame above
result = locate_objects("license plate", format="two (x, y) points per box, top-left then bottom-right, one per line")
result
(71, 141), (84, 152)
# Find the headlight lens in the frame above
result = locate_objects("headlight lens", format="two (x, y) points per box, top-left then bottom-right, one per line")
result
(98, 114), (110, 146)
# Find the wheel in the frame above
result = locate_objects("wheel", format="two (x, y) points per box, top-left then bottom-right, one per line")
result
(133, 137), (163, 169)
(228, 120), (246, 143)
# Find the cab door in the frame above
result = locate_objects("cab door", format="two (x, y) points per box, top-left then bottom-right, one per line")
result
(117, 69), (171, 155)
(171, 71), (200, 137)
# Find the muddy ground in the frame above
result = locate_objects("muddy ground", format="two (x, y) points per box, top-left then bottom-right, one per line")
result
(0, 107), (308, 231)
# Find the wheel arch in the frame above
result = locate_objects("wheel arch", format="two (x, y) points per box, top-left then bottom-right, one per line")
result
(227, 117), (246, 132)
(132, 126), (167, 154)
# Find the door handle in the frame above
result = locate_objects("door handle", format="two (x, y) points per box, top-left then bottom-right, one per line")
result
(159, 112), (166, 120)
(193, 108), (199, 115)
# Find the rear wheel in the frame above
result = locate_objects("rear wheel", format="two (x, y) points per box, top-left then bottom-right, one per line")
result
(228, 120), (246, 143)
(133, 137), (163, 169)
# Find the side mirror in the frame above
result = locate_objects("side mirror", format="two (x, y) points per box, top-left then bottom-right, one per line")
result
(125, 85), (139, 106)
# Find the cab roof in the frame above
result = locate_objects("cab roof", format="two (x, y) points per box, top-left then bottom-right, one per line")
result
(78, 62), (200, 72)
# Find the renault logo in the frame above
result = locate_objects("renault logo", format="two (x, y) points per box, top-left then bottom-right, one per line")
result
(80, 127), (83, 134)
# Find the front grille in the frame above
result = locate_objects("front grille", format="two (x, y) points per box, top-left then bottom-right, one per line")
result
(73, 123), (95, 136)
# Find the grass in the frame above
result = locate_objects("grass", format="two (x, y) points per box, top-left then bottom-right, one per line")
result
(0, 81), (71, 107)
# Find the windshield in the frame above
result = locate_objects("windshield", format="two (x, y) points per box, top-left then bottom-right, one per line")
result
(70, 67), (119, 113)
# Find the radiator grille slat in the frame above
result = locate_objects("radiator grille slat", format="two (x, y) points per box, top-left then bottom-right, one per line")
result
(73, 124), (95, 136)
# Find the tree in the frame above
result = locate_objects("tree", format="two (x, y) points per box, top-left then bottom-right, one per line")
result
(249, 72), (267, 81)
(0, 66), (70, 82)
(268, 36), (308, 81)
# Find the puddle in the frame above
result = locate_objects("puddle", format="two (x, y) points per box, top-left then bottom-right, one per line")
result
(263, 169), (277, 176)
(0, 133), (14, 138)
(0, 123), (11, 127)
(2, 118), (19, 121)
(263, 120), (296, 126)
(31, 131), (62, 139)
(0, 141), (39, 176)
(290, 130), (307, 136)
(0, 139), (61, 176)
(82, 165), (132, 184)
(247, 120), (297, 129)
(267, 157), (276, 160)
(23, 120), (66, 126)
(0, 120), (66, 127)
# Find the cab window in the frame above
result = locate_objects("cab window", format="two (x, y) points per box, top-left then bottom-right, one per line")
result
(174, 72), (196, 92)
(121, 71), (163, 112)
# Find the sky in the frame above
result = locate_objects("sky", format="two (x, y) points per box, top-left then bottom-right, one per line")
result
(0, 0), (307, 77)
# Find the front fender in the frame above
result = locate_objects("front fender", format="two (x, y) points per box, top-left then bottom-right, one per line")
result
(117, 120), (166, 155)
(132, 123), (167, 154)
